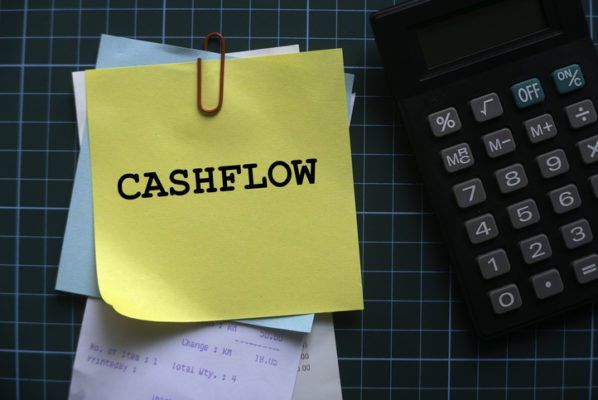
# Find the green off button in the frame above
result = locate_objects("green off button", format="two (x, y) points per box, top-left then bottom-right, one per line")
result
(552, 64), (585, 94)
(511, 78), (545, 109)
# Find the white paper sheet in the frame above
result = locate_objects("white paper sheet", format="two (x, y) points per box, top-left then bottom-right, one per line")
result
(69, 299), (304, 400)
(292, 314), (343, 400)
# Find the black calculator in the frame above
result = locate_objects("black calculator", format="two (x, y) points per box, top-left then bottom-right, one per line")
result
(371, 0), (598, 337)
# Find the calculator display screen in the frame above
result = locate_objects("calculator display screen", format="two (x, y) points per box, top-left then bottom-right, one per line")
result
(418, 0), (548, 69)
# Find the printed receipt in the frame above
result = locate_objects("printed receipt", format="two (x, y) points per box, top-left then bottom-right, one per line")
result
(69, 299), (304, 400)
(292, 314), (343, 400)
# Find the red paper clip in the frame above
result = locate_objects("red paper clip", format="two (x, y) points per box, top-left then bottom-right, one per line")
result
(197, 32), (226, 116)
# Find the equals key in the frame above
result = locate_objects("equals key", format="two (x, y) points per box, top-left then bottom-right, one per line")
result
(573, 255), (598, 284)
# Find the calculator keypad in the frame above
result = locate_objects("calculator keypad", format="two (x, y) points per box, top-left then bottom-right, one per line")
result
(536, 149), (569, 179)
(488, 284), (522, 315)
(441, 143), (474, 173)
(552, 64), (585, 94)
(530, 269), (564, 300)
(572, 255), (598, 284)
(560, 219), (593, 249)
(428, 107), (461, 137)
(507, 199), (540, 230)
(452, 178), (486, 209)
(511, 78), (545, 109)
(589, 175), (598, 198)
(565, 99), (597, 129)
(427, 63), (598, 324)
(482, 129), (515, 158)
(470, 93), (503, 122)
(577, 135), (598, 165)
(477, 249), (510, 280)
(465, 214), (498, 244)
(523, 114), (557, 143)
(519, 234), (552, 264)
(548, 184), (582, 214)
(495, 164), (528, 194)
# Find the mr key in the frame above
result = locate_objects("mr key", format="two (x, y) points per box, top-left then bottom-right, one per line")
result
(372, 0), (598, 337)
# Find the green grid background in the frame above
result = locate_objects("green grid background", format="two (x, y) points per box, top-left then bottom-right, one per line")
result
(1, 1), (598, 399)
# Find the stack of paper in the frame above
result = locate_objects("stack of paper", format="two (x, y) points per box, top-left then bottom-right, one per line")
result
(57, 35), (360, 400)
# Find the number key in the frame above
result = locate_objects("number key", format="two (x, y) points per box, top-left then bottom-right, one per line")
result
(465, 214), (499, 244)
(548, 184), (581, 214)
(560, 219), (593, 249)
(495, 164), (528, 194)
(477, 249), (510, 280)
(519, 234), (552, 264)
(536, 149), (569, 179)
(507, 199), (540, 229)
(453, 178), (486, 208)
(488, 284), (522, 315)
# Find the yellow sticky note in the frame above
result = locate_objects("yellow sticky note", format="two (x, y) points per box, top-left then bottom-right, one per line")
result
(86, 49), (363, 322)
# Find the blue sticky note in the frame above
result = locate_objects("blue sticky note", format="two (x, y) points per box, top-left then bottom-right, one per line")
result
(56, 34), (353, 333)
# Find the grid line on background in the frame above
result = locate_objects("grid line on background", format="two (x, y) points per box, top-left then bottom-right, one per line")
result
(1, 1), (598, 399)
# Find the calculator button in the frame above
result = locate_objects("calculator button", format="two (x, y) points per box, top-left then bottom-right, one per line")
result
(482, 129), (515, 159)
(552, 64), (586, 94)
(488, 284), (522, 315)
(523, 114), (557, 144)
(565, 100), (597, 129)
(495, 164), (528, 194)
(530, 269), (564, 300)
(572, 254), (598, 284)
(470, 93), (503, 123)
(465, 214), (498, 244)
(452, 178), (486, 209)
(560, 219), (593, 249)
(577, 135), (598, 165)
(477, 250), (510, 280)
(536, 149), (569, 179)
(441, 143), (474, 173)
(428, 107), (461, 137)
(511, 78), (545, 109)
(548, 184), (581, 214)
(519, 234), (552, 264)
(507, 199), (540, 230)
(589, 175), (598, 198)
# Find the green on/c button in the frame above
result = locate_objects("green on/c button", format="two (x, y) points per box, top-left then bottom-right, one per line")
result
(511, 78), (545, 109)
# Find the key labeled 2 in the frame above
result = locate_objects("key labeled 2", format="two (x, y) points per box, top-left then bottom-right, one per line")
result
(519, 234), (552, 264)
